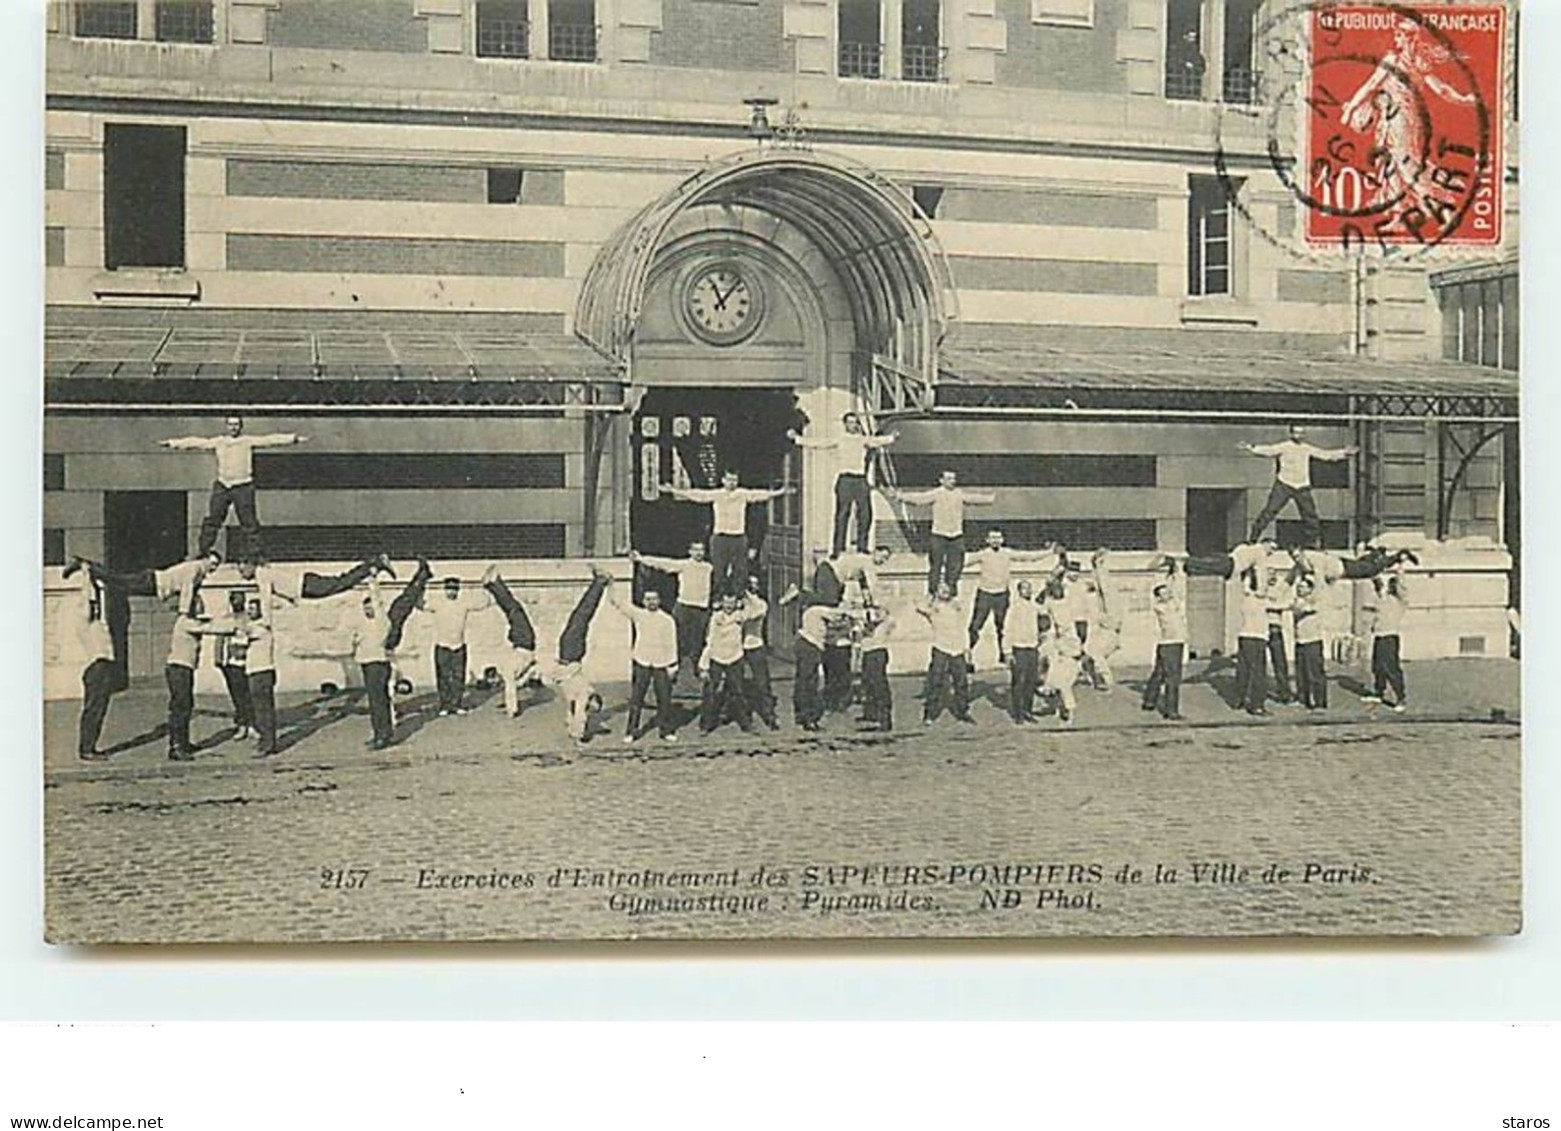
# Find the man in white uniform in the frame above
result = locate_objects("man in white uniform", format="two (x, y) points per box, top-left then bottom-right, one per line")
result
(161, 414), (308, 557)
(660, 471), (790, 599)
(1240, 424), (1357, 545)
(632, 544), (713, 684)
(787, 413), (898, 555)
(889, 470), (998, 595)
(609, 584), (679, 743)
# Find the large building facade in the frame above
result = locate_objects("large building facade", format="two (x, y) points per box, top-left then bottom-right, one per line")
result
(42, 0), (1519, 686)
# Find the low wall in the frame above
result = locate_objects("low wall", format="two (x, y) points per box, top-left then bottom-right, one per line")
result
(41, 540), (1513, 699)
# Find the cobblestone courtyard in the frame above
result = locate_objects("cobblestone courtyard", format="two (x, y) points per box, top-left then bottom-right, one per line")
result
(42, 659), (1521, 943)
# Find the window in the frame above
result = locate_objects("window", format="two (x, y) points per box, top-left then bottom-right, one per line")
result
(547, 0), (597, 61)
(1188, 175), (1237, 297)
(1166, 0), (1260, 103)
(155, 0), (214, 43)
(103, 124), (187, 271)
(476, 0), (530, 58)
(838, 0), (882, 79)
(1436, 271), (1519, 371)
(487, 167), (524, 203)
(74, 1), (138, 39)
(44, 454), (65, 492)
(1222, 0), (1260, 104)
(44, 529), (66, 568)
(902, 0), (943, 82)
(912, 184), (944, 218)
(103, 491), (187, 573)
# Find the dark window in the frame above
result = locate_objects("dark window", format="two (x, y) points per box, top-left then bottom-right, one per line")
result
(487, 167), (524, 204)
(912, 185), (944, 218)
(104, 490), (188, 572)
(547, 0), (597, 61)
(1276, 518), (1351, 550)
(103, 124), (186, 270)
(1439, 284), (1462, 361)
(74, 1), (138, 39)
(891, 454), (1157, 488)
(838, 0), (882, 78)
(889, 519), (1157, 554)
(1460, 283), (1481, 363)
(902, 0), (942, 82)
(476, 0), (530, 58)
(1164, 0), (1204, 100)
(253, 452), (567, 491)
(44, 529), (66, 568)
(262, 524), (566, 562)
(1188, 174), (1237, 296)
(155, 0), (214, 43)
(44, 454), (65, 492)
(1221, 0), (1259, 104)
(1310, 458), (1350, 489)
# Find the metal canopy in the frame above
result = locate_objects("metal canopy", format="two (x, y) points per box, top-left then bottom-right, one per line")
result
(575, 146), (955, 399)
(43, 311), (627, 411)
(933, 324), (1517, 422)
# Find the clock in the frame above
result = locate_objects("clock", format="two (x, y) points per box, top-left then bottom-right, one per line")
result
(682, 262), (764, 346)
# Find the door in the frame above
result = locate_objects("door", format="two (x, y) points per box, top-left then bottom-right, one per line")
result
(1185, 488), (1246, 658)
(629, 388), (805, 655)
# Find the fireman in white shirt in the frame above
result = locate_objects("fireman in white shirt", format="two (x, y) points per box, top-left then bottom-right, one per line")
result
(1239, 424), (1357, 545)
(914, 581), (974, 724)
(697, 591), (754, 735)
(546, 566), (612, 744)
(1142, 561), (1188, 720)
(965, 529), (1059, 664)
(738, 577), (780, 731)
(424, 577), (493, 717)
(1038, 611), (1084, 726)
(161, 415), (307, 557)
(787, 413), (898, 555)
(1082, 549), (1121, 690)
(857, 604), (897, 732)
(1364, 567), (1410, 710)
(69, 565), (123, 761)
(482, 564), (540, 719)
(1005, 579), (1044, 723)
(661, 470), (790, 599)
(889, 469), (998, 595)
(1232, 568), (1272, 716)
(609, 583), (680, 743)
(632, 544), (714, 684)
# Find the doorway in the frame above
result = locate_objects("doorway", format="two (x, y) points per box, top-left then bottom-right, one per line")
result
(630, 387), (806, 654)
(1185, 487), (1247, 657)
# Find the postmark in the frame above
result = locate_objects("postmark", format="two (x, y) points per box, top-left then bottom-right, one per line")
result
(1215, 0), (1509, 260)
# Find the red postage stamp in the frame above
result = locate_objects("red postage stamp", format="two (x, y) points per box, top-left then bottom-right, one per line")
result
(1302, 4), (1506, 249)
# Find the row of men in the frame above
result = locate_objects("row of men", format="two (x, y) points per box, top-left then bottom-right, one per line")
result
(63, 530), (1416, 760)
(1141, 540), (1416, 721)
(161, 414), (1349, 601)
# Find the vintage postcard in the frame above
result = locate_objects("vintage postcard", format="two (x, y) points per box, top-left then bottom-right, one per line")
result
(41, 0), (1519, 943)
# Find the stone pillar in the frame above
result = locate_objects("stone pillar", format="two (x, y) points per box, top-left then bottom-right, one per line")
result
(415, 0), (468, 54)
(948, 0), (1005, 85)
(529, 0), (550, 59)
(882, 0), (903, 81)
(1117, 0), (1163, 95)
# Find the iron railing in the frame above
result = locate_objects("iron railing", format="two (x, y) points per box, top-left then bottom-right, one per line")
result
(548, 22), (598, 62)
(155, 0), (213, 43)
(1222, 66), (1260, 105)
(476, 2), (530, 57)
(902, 43), (946, 83)
(838, 40), (884, 79)
(74, 1), (137, 39)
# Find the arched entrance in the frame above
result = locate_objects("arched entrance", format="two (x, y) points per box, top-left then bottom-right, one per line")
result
(575, 146), (955, 641)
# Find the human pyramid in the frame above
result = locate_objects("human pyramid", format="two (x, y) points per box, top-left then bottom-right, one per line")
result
(63, 416), (1419, 762)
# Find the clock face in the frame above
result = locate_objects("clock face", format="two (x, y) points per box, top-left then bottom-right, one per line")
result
(683, 264), (762, 346)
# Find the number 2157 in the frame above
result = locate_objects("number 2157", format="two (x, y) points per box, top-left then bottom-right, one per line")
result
(321, 868), (370, 890)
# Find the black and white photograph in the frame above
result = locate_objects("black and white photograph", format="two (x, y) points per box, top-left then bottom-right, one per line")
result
(39, 0), (1521, 943)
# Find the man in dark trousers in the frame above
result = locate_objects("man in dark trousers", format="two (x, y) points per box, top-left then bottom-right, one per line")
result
(609, 583), (679, 743)
(1240, 424), (1357, 545)
(161, 414), (308, 558)
(660, 471), (790, 599)
(65, 562), (127, 761)
(787, 413), (898, 555)
(483, 564), (540, 718)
